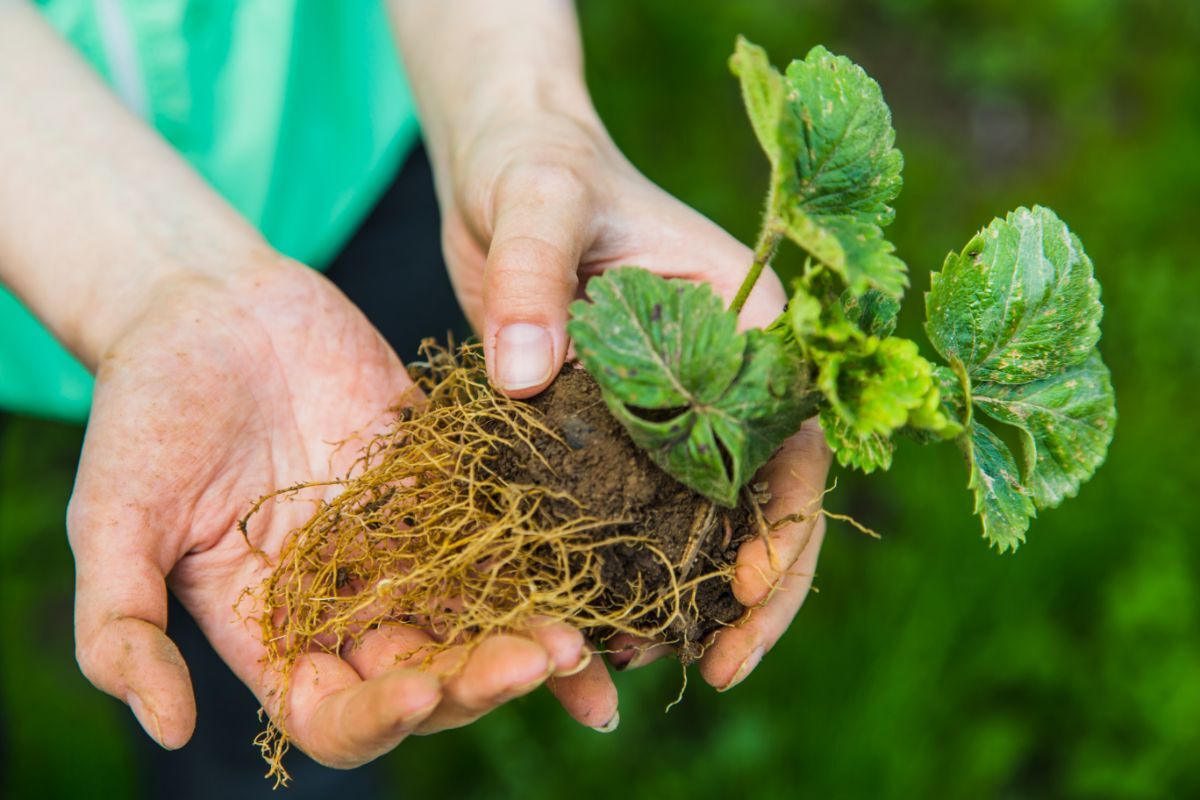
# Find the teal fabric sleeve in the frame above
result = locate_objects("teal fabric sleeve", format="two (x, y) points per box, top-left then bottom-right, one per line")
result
(0, 0), (420, 421)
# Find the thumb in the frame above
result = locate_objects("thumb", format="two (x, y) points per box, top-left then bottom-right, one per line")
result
(483, 168), (595, 398)
(69, 508), (196, 750)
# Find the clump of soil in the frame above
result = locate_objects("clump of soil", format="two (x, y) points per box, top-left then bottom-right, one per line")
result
(243, 342), (768, 782)
(496, 365), (760, 659)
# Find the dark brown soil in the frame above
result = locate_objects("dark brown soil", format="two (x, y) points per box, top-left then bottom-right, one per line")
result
(491, 364), (760, 662)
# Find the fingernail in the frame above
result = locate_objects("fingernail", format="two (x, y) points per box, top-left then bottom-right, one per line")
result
(625, 644), (669, 671)
(495, 323), (554, 391)
(559, 647), (593, 677)
(592, 710), (620, 733)
(718, 645), (764, 693)
(128, 691), (169, 749)
(610, 648), (635, 671)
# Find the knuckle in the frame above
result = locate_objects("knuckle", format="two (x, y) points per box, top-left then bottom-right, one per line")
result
(488, 246), (578, 291)
(74, 633), (110, 690)
(64, 493), (89, 541)
(500, 159), (592, 209)
(485, 252), (579, 320)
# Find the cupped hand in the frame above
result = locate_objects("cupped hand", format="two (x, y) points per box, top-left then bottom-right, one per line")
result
(67, 258), (610, 767)
(439, 107), (833, 689)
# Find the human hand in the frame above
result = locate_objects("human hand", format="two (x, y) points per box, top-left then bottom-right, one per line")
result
(434, 100), (832, 690)
(0, 2), (608, 767)
(66, 258), (605, 766)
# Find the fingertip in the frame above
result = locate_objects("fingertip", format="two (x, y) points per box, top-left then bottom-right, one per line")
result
(731, 537), (774, 607)
(546, 655), (618, 729)
(715, 645), (764, 693)
(128, 687), (195, 750)
(526, 618), (588, 676)
(698, 626), (758, 691)
(455, 635), (553, 708)
(80, 617), (195, 750)
(375, 669), (443, 731)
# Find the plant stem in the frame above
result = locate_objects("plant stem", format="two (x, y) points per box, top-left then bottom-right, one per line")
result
(729, 220), (784, 315)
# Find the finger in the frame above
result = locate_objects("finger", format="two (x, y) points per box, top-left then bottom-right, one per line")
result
(483, 165), (596, 397)
(344, 616), (588, 678)
(345, 619), (592, 734)
(70, 515), (195, 750)
(733, 420), (833, 607)
(285, 653), (441, 769)
(605, 632), (671, 671)
(415, 634), (554, 734)
(548, 652), (620, 731)
(341, 623), (438, 678)
(525, 615), (591, 676)
(699, 515), (826, 692)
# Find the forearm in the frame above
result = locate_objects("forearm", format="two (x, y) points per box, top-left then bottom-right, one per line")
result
(386, 0), (600, 188)
(0, 1), (269, 369)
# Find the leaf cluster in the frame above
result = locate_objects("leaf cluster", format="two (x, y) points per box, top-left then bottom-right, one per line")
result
(569, 39), (1115, 549)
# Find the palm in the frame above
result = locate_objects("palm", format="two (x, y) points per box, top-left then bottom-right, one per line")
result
(69, 262), (597, 767)
(106, 266), (405, 686)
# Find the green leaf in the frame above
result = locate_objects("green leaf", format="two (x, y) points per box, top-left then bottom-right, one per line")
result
(780, 46), (903, 225)
(841, 288), (900, 338)
(973, 351), (1116, 510)
(787, 212), (907, 300)
(774, 45), (906, 297)
(964, 421), (1036, 552)
(925, 205), (1102, 384)
(783, 281), (825, 340)
(925, 206), (1113, 547)
(730, 41), (906, 297)
(568, 268), (810, 507)
(818, 337), (934, 438)
(775, 280), (957, 469)
(820, 407), (894, 472)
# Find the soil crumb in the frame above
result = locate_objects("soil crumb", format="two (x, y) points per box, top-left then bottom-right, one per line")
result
(493, 364), (760, 661)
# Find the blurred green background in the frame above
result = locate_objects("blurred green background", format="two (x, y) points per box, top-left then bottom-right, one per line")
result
(3, 0), (1199, 797)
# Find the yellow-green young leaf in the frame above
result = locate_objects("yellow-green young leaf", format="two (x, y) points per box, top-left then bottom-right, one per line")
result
(973, 351), (1116, 510)
(925, 206), (1101, 384)
(820, 407), (894, 473)
(964, 421), (1037, 552)
(568, 268), (810, 507)
(775, 281), (955, 470)
(744, 43), (906, 298)
(818, 337), (934, 438)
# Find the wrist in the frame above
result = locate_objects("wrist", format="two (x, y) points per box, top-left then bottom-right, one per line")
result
(388, 0), (604, 191)
(76, 239), (283, 370)
(427, 69), (603, 184)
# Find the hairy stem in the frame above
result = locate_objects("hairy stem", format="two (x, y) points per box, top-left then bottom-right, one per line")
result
(730, 219), (784, 315)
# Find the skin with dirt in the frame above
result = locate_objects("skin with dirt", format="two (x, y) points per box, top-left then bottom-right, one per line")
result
(494, 364), (761, 662)
(247, 345), (768, 778)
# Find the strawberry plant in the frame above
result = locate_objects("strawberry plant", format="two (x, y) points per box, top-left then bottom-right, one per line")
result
(570, 38), (1115, 549)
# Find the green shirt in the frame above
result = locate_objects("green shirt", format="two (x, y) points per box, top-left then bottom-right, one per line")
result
(0, 0), (420, 422)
